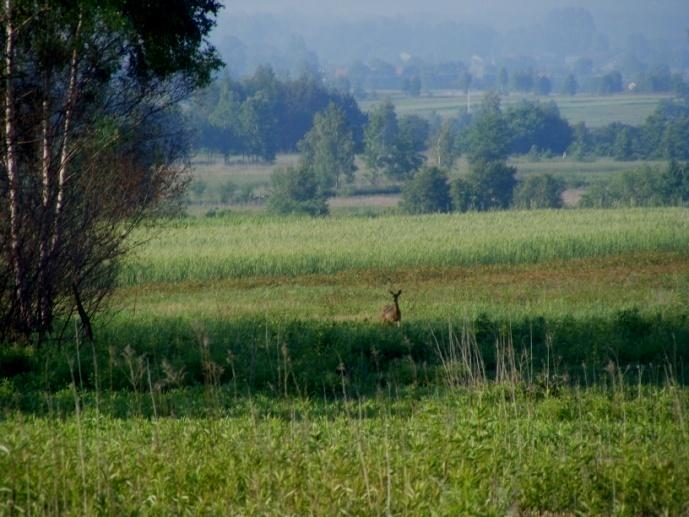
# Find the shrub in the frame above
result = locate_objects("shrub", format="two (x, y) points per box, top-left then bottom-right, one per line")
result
(579, 163), (689, 208)
(268, 165), (328, 216)
(514, 174), (565, 209)
(451, 161), (517, 212)
(401, 166), (451, 214)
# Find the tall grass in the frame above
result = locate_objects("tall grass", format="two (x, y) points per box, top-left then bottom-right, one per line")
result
(122, 208), (689, 285)
(2, 387), (688, 514)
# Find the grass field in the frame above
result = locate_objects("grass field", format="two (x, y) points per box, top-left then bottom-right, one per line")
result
(360, 91), (672, 127)
(122, 208), (689, 285)
(3, 207), (689, 513)
(3, 387), (689, 514)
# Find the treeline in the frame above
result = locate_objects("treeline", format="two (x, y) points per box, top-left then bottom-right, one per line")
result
(570, 101), (689, 161)
(192, 67), (689, 166)
(399, 160), (689, 216)
(335, 58), (688, 99)
(190, 66), (366, 162)
(580, 162), (689, 208)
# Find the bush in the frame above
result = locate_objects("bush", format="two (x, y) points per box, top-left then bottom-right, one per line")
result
(514, 174), (565, 209)
(451, 161), (517, 212)
(579, 163), (689, 208)
(219, 180), (237, 204)
(268, 165), (328, 216)
(663, 161), (689, 203)
(400, 166), (451, 214)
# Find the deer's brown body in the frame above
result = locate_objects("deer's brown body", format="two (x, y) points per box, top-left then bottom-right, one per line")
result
(381, 290), (402, 326)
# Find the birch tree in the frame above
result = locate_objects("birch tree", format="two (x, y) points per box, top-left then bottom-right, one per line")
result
(0, 0), (221, 342)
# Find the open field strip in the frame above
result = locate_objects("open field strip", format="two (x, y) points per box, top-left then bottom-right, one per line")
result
(115, 252), (689, 322)
(122, 208), (689, 286)
(361, 92), (671, 127)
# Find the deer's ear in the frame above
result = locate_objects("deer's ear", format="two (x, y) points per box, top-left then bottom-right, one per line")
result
(397, 290), (402, 296)
(389, 291), (395, 296)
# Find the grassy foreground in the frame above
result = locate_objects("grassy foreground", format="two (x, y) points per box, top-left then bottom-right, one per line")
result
(2, 386), (688, 514)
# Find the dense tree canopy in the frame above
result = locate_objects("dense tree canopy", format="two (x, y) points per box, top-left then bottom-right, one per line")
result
(513, 174), (565, 209)
(505, 100), (572, 156)
(191, 68), (366, 162)
(299, 103), (356, 191)
(401, 166), (451, 214)
(463, 93), (511, 164)
(363, 100), (423, 181)
(451, 161), (517, 212)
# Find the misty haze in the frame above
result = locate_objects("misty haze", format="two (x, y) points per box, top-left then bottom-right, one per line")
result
(212, 0), (689, 76)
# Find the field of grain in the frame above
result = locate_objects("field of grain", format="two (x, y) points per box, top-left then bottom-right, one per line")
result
(122, 208), (689, 285)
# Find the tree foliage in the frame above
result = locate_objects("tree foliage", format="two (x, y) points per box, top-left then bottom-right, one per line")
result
(363, 100), (424, 181)
(569, 101), (689, 161)
(464, 93), (511, 164)
(268, 164), (328, 216)
(400, 166), (451, 214)
(191, 68), (366, 162)
(505, 100), (572, 155)
(534, 76), (552, 96)
(451, 161), (517, 212)
(0, 0), (221, 341)
(513, 174), (565, 209)
(430, 119), (460, 169)
(299, 103), (356, 191)
(561, 74), (578, 96)
(580, 163), (689, 208)
(597, 71), (623, 94)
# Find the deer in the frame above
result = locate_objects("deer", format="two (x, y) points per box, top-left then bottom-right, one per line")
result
(381, 290), (402, 326)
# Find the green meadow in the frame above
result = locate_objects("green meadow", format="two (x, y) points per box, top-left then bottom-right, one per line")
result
(3, 207), (689, 514)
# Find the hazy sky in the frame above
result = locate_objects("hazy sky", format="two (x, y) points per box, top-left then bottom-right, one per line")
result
(212, 0), (689, 71)
(217, 0), (689, 32)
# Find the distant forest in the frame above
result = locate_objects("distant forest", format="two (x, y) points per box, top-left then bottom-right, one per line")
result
(190, 67), (366, 162)
(191, 66), (689, 164)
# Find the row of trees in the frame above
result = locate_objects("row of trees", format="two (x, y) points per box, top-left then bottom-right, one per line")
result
(580, 162), (689, 208)
(401, 164), (565, 215)
(361, 95), (572, 181)
(570, 100), (689, 161)
(333, 57), (688, 99)
(191, 67), (365, 163)
(401, 160), (689, 215)
(193, 68), (689, 169)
